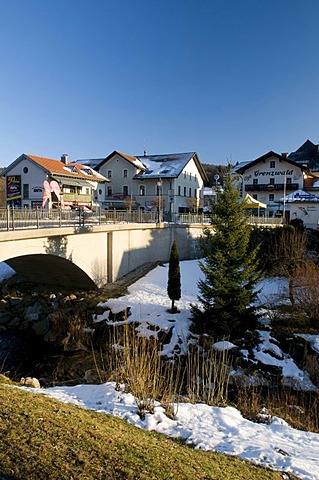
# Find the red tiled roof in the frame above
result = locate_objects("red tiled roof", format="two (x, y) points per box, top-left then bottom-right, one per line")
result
(26, 154), (107, 182)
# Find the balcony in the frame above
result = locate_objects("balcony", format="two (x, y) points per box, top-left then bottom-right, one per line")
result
(245, 183), (299, 192)
(63, 193), (92, 204)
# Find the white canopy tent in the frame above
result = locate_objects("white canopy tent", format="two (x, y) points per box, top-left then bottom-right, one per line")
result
(243, 193), (267, 209)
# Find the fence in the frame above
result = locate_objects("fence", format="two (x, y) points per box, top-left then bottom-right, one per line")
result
(0, 207), (159, 231)
(0, 207), (283, 232)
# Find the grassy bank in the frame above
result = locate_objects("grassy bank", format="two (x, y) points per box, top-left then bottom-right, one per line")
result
(0, 384), (285, 480)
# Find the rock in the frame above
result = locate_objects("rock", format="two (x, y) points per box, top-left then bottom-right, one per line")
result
(9, 297), (23, 307)
(8, 317), (21, 327)
(83, 368), (107, 384)
(32, 318), (49, 336)
(23, 305), (41, 322)
(0, 312), (11, 326)
(20, 376), (41, 388)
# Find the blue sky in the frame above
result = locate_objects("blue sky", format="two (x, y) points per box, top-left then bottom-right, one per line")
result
(1, 0), (318, 167)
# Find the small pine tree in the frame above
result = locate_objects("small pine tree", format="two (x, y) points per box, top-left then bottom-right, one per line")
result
(192, 169), (262, 339)
(167, 241), (181, 313)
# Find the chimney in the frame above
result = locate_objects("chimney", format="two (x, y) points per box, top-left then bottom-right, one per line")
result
(61, 154), (68, 164)
(281, 152), (288, 158)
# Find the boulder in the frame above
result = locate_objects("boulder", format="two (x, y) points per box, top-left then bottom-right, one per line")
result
(20, 376), (41, 388)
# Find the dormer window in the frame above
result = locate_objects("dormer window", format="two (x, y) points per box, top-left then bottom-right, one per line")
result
(270, 160), (276, 168)
(81, 168), (93, 176)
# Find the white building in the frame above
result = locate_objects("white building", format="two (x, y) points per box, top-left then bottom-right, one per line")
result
(234, 151), (307, 218)
(77, 151), (208, 219)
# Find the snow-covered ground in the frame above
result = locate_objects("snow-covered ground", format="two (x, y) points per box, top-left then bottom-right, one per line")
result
(2, 260), (319, 479)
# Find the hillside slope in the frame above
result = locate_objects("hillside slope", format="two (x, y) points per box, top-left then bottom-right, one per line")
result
(0, 384), (284, 480)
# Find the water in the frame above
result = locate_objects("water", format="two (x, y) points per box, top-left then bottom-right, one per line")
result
(0, 332), (31, 377)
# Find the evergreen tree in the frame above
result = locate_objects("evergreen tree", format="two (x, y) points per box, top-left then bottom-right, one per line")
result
(167, 241), (181, 313)
(192, 170), (262, 339)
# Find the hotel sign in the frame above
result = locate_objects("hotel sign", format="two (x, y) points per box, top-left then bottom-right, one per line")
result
(253, 169), (293, 177)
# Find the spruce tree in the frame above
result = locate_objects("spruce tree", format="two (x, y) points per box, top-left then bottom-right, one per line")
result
(167, 240), (181, 313)
(192, 170), (262, 339)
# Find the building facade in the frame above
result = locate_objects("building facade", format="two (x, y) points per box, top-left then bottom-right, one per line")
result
(78, 151), (208, 219)
(1, 154), (107, 209)
(234, 151), (306, 217)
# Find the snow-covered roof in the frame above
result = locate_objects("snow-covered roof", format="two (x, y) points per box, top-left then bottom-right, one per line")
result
(134, 152), (198, 179)
(233, 161), (250, 172)
(75, 158), (105, 170)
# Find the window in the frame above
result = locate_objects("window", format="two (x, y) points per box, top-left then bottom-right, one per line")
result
(23, 184), (29, 199)
(252, 194), (258, 200)
(123, 169), (128, 178)
(139, 185), (145, 196)
(107, 170), (112, 179)
(85, 188), (90, 195)
(189, 187), (192, 197)
(178, 186), (181, 196)
(269, 178), (275, 185)
(269, 194), (274, 201)
(286, 177), (292, 184)
(184, 172), (186, 179)
(107, 186), (112, 197)
(253, 179), (258, 185)
(184, 187), (187, 196)
(123, 186), (128, 196)
(270, 160), (275, 168)
(23, 167), (28, 174)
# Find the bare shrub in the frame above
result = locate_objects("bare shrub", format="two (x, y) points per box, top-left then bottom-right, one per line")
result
(272, 229), (308, 305)
(293, 261), (319, 328)
(303, 351), (319, 387)
(186, 197), (199, 213)
(185, 342), (231, 406)
(109, 323), (181, 418)
(46, 310), (90, 351)
(235, 382), (319, 432)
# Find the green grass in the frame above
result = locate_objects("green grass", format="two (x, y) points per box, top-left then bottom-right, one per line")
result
(0, 384), (286, 480)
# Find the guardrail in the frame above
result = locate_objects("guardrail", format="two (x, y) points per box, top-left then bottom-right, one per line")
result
(0, 207), (284, 231)
(0, 207), (160, 231)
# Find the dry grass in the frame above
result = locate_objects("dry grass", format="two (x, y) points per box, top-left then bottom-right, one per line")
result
(0, 383), (285, 480)
(103, 324), (232, 418)
(235, 383), (319, 433)
(184, 342), (231, 405)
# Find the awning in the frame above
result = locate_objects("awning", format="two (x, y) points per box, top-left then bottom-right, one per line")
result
(277, 189), (319, 202)
(243, 193), (267, 209)
(51, 176), (95, 188)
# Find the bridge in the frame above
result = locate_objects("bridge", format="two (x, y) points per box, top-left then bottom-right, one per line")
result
(0, 223), (204, 289)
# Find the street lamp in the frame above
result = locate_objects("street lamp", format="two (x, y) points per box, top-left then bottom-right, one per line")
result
(283, 171), (287, 221)
(157, 179), (163, 223)
(214, 174), (219, 204)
